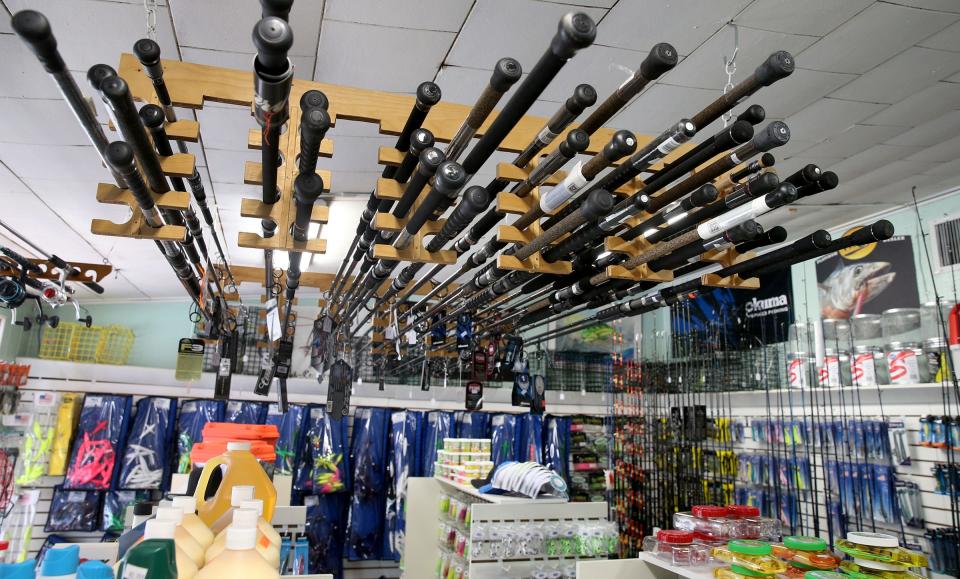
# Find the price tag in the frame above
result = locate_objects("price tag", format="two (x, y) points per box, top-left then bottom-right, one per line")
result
(175, 338), (206, 381)
(265, 298), (281, 342)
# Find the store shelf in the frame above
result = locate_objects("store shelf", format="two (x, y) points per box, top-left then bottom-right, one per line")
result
(434, 475), (569, 504)
(636, 552), (717, 579)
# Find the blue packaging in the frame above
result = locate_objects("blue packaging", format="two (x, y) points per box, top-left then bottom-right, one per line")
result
(118, 397), (176, 490)
(279, 537), (291, 575)
(176, 399), (224, 474)
(490, 414), (518, 467)
(419, 411), (453, 477)
(294, 405), (350, 494)
(292, 536), (309, 575)
(303, 493), (348, 577)
(544, 417), (570, 481)
(347, 407), (390, 561)
(101, 490), (147, 533)
(266, 403), (305, 476)
(44, 486), (100, 532)
(516, 414), (543, 463)
(64, 394), (132, 490)
(455, 411), (490, 439)
(225, 400), (267, 424)
(383, 410), (423, 561)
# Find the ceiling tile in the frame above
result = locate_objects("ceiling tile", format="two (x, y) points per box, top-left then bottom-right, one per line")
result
(540, 44), (653, 104)
(783, 98), (887, 144)
(0, 161), (31, 196)
(598, 0), (752, 56)
(22, 178), (131, 244)
(753, 67), (857, 119)
(793, 124), (906, 158)
(196, 105), (255, 151)
(170, 0), (323, 57)
(611, 84), (723, 136)
(0, 143), (115, 182)
(830, 47), (960, 104)
(327, 135), (394, 173)
(887, 0), (960, 13)
(664, 26), (817, 91)
(735, 0), (872, 36)
(4, 0), (178, 73)
(835, 159), (942, 197)
(179, 47), (315, 80)
(324, 0), (473, 32)
(919, 19), (960, 51)
(0, 191), (108, 264)
(327, 170), (380, 194)
(861, 81), (960, 127)
(796, 2), (959, 73)
(0, 97), (109, 146)
(922, 157), (960, 177)
(906, 134), (960, 163)
(203, 148), (257, 184)
(447, 0), (606, 67)
(314, 20), (455, 92)
(828, 144), (924, 182)
(886, 110), (960, 148)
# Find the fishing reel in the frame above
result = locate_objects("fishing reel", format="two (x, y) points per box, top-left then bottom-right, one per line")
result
(40, 271), (92, 327)
(0, 276), (27, 309)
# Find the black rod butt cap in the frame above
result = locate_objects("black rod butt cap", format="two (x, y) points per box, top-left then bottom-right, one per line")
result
(773, 182), (798, 205)
(733, 220), (761, 242)
(132, 38), (161, 66)
(105, 141), (135, 169)
(139, 104), (166, 128)
(462, 186), (490, 212)
(552, 12), (597, 59)
(86, 64), (117, 91)
(410, 128), (435, 154)
(755, 51), (795, 86)
(416, 81), (442, 108)
(301, 108), (331, 135)
(571, 84), (598, 109)
(692, 184), (719, 206)
(435, 161), (467, 192)
(715, 120), (754, 150)
(99, 75), (129, 100)
(760, 152), (775, 167)
(753, 121), (791, 152)
(819, 171), (839, 190)
(491, 57), (523, 92)
(767, 226), (788, 244)
(871, 219), (895, 241)
(419, 147), (445, 173)
(294, 172), (325, 204)
(562, 129), (591, 156)
(607, 130), (638, 160)
(11, 11), (60, 69)
(812, 230), (833, 249)
(299, 89), (329, 111)
(252, 16), (293, 60)
(753, 172), (780, 195)
(641, 42), (679, 79)
(737, 104), (766, 126)
(581, 189), (614, 221)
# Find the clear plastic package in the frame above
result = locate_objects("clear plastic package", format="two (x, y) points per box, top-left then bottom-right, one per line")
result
(641, 529), (711, 566)
(711, 540), (788, 575)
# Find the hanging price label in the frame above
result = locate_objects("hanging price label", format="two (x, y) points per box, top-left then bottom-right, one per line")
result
(175, 338), (206, 382)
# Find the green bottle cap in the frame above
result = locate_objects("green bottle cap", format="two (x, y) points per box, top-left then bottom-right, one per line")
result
(731, 565), (773, 577)
(729, 539), (772, 556)
(785, 536), (828, 552)
(119, 538), (177, 579)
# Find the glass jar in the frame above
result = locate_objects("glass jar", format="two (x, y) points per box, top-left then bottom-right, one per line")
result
(820, 348), (851, 388)
(788, 323), (815, 351)
(852, 314), (884, 348)
(822, 319), (852, 347)
(884, 341), (926, 384)
(852, 345), (889, 386)
(786, 352), (815, 389)
(881, 308), (922, 343)
(920, 300), (954, 341)
(923, 337), (948, 383)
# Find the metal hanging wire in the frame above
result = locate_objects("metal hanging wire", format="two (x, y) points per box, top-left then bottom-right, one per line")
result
(143, 0), (158, 41)
(721, 23), (740, 128)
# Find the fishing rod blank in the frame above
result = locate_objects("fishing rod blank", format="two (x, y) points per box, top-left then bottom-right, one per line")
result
(691, 51), (794, 130)
(713, 152), (774, 194)
(577, 43), (678, 134)
(459, 12), (597, 177)
(444, 58), (522, 162)
(733, 225), (787, 254)
(797, 170), (839, 199)
(646, 220), (761, 272)
(620, 182), (725, 243)
(11, 11), (126, 187)
(514, 84), (596, 168)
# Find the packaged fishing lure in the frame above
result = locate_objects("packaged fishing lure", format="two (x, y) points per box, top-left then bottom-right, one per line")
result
(265, 403), (305, 476)
(48, 393), (82, 476)
(294, 405), (350, 494)
(420, 411), (453, 477)
(347, 407), (390, 561)
(15, 392), (58, 486)
(44, 485), (100, 532)
(175, 399), (224, 474)
(64, 394), (132, 490)
(303, 493), (348, 576)
(544, 417), (571, 481)
(101, 490), (147, 533)
(490, 414), (518, 467)
(516, 414), (543, 463)
(455, 411), (490, 439)
(118, 397), (176, 490)
(293, 537), (309, 575)
(383, 410), (423, 561)
(0, 490), (39, 563)
(224, 400), (267, 424)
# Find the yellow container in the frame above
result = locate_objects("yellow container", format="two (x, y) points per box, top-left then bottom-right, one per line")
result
(48, 393), (82, 476)
(95, 325), (134, 364)
(38, 323), (77, 360)
(194, 442), (277, 532)
(69, 325), (104, 363)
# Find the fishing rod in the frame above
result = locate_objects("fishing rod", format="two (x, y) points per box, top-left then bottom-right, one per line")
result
(516, 84), (597, 167)
(132, 39), (240, 292)
(443, 58), (522, 163)
(326, 82), (442, 310)
(252, 15), (296, 305)
(0, 220), (105, 295)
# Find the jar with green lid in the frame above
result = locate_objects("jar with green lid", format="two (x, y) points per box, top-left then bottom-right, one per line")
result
(712, 540), (788, 575)
(772, 536), (840, 577)
(803, 572), (847, 579)
(839, 561), (924, 579)
(714, 564), (778, 579)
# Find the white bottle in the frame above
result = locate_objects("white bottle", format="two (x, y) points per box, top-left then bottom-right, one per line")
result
(238, 499), (282, 550)
(205, 509), (279, 568)
(171, 496), (215, 549)
(196, 527), (279, 579)
(155, 506), (206, 567)
(143, 519), (199, 579)
(210, 486), (255, 542)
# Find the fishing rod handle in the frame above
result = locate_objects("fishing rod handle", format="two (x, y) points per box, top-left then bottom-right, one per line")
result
(736, 104), (766, 126)
(261, 0), (293, 20)
(723, 171), (780, 209)
(461, 12), (596, 176)
(832, 219), (895, 250)
(722, 229), (833, 278)
(429, 186), (490, 252)
(1, 248), (42, 274)
(132, 38), (173, 111)
(716, 152), (774, 192)
(298, 107), (331, 176)
(514, 84), (597, 168)
(582, 130), (637, 180)
(11, 11), (65, 72)
(649, 219), (760, 272)
(99, 75), (170, 194)
(620, 227), (699, 271)
(393, 147), (445, 220)
(692, 50), (794, 130)
(390, 82), (442, 161)
(519, 129), (591, 196)
(785, 164), (822, 188)
(105, 142), (159, 219)
(48, 255), (106, 294)
(515, 189), (613, 262)
(627, 183), (721, 241)
(292, 172), (325, 242)
(395, 161), (467, 250)
(735, 225), (787, 253)
(579, 42), (678, 135)
(695, 182), (796, 241)
(394, 129), (435, 184)
(252, 17), (294, 129)
(797, 171), (839, 199)
(140, 104), (189, 192)
(186, 173), (214, 224)
(300, 89), (329, 112)
(653, 120), (753, 183)
(445, 57), (522, 162)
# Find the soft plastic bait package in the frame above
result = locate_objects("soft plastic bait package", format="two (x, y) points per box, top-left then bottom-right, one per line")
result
(294, 405), (350, 494)
(48, 393), (82, 476)
(64, 394), (132, 490)
(545, 416), (571, 481)
(384, 410), (422, 561)
(118, 397), (176, 490)
(176, 399), (224, 473)
(225, 400), (267, 424)
(15, 392), (58, 486)
(44, 485), (100, 532)
(101, 489), (147, 533)
(266, 403), (305, 476)
(347, 407), (390, 561)
(420, 411), (453, 477)
(455, 411), (490, 439)
(304, 493), (347, 576)
(490, 414), (518, 467)
(517, 414), (543, 463)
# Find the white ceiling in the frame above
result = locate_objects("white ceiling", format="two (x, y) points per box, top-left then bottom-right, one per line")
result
(1, 0), (960, 300)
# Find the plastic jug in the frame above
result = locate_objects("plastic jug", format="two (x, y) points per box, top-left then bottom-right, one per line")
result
(0, 560), (36, 579)
(196, 527), (279, 579)
(116, 528), (178, 579)
(171, 496), (215, 549)
(155, 507), (205, 567)
(37, 545), (78, 579)
(239, 499), (281, 549)
(205, 510), (279, 568)
(194, 442), (276, 531)
(144, 520), (198, 578)
(75, 562), (112, 579)
(207, 486), (254, 540)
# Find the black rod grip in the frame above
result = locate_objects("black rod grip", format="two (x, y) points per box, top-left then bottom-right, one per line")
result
(260, 0), (294, 20)
(403, 161), (467, 238)
(736, 104), (766, 126)
(797, 171), (839, 199)
(298, 107), (331, 176)
(11, 11), (65, 73)
(394, 129), (435, 184)
(292, 173), (324, 241)
(735, 225), (787, 253)
(431, 186), (490, 250)
(394, 147), (444, 219)
(105, 142), (153, 211)
(99, 75), (170, 194)
(785, 164), (822, 188)
(724, 230), (833, 277)
(833, 220), (895, 249)
(253, 16), (293, 73)
(391, 81), (442, 160)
